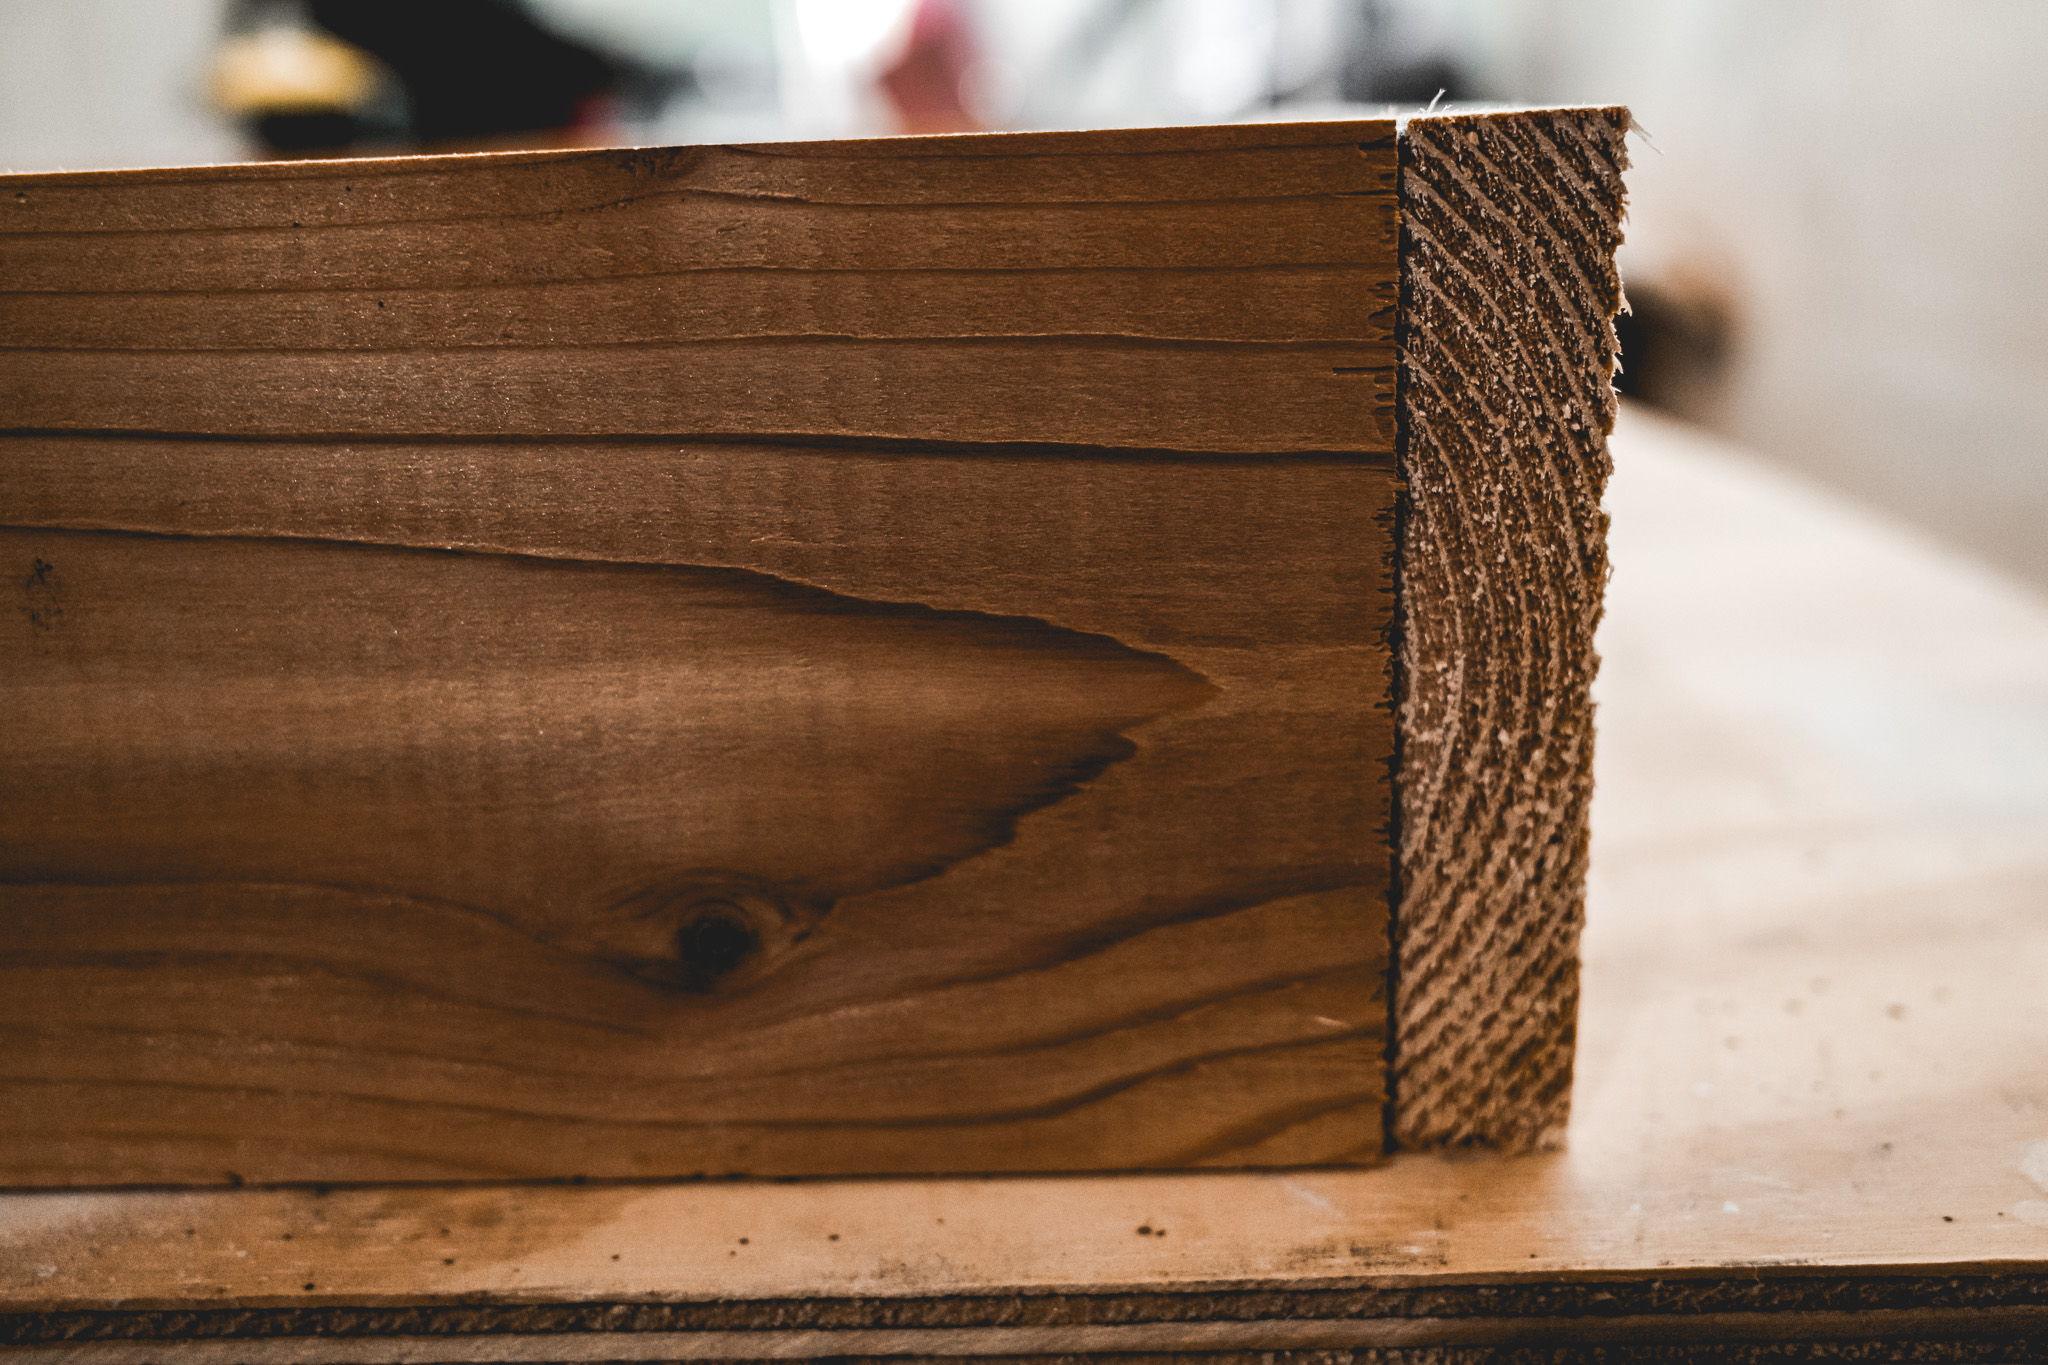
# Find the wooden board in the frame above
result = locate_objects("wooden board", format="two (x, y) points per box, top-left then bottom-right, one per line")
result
(6, 405), (2048, 1356)
(0, 122), (1402, 1182)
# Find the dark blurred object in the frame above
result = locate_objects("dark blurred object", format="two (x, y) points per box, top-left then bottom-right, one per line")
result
(1612, 273), (1736, 417)
(307, 0), (616, 145)
(1340, 0), (1466, 105)
(877, 0), (980, 135)
(257, 109), (365, 152)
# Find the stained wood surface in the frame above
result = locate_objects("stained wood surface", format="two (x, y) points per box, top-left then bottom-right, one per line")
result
(6, 407), (2046, 1359)
(0, 122), (1400, 1182)
(1393, 107), (1630, 1150)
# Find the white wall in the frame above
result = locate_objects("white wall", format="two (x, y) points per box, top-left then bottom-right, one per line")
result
(1455, 0), (2048, 588)
(0, 0), (243, 173)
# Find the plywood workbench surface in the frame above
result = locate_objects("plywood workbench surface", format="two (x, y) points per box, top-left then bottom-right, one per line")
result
(7, 406), (2048, 1358)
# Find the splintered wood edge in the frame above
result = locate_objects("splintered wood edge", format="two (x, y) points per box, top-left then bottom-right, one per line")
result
(1391, 106), (1630, 1150)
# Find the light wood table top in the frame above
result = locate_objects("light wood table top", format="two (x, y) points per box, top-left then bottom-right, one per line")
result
(5, 404), (2047, 1353)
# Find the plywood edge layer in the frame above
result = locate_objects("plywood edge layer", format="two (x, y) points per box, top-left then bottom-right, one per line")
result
(1390, 106), (1630, 1150)
(12, 1307), (2048, 1361)
(6, 1271), (2047, 1354)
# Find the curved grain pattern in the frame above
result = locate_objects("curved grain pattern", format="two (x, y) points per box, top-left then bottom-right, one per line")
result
(0, 448), (1395, 1181)
(0, 881), (1380, 1181)
(0, 341), (1389, 454)
(1, 527), (1210, 980)
(1393, 108), (1630, 1150)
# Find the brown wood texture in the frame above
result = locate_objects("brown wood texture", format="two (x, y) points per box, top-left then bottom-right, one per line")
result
(1391, 107), (1631, 1151)
(0, 123), (1400, 1183)
(0, 126), (1395, 451)
(8, 406), (2048, 1353)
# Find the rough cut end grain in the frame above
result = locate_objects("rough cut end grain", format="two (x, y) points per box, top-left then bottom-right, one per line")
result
(1393, 106), (1631, 1150)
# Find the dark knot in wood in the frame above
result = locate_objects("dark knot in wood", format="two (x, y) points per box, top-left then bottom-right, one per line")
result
(673, 902), (761, 989)
(598, 874), (821, 994)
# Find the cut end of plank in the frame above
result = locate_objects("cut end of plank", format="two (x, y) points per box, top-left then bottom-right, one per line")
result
(1391, 105), (1631, 1151)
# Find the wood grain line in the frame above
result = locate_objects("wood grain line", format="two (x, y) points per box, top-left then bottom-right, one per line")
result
(0, 343), (1391, 451)
(0, 125), (1395, 224)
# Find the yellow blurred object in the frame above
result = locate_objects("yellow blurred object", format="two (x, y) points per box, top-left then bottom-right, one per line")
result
(210, 25), (380, 115)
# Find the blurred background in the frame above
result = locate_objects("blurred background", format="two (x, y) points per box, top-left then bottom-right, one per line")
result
(1, 0), (2044, 590)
